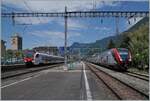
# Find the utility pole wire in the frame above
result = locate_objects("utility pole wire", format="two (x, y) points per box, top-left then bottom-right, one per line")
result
(93, 0), (96, 11)
(23, 0), (41, 24)
(115, 16), (119, 35)
(2, 4), (24, 12)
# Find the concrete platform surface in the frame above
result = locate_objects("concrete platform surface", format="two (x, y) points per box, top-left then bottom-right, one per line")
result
(1, 61), (118, 100)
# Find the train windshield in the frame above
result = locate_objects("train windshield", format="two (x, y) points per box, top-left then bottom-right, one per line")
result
(118, 49), (128, 61)
(26, 53), (33, 58)
(24, 51), (34, 58)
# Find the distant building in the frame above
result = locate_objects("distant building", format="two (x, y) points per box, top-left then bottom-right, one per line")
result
(11, 33), (22, 51)
(33, 46), (58, 55)
(58, 47), (70, 56)
(1, 40), (6, 57)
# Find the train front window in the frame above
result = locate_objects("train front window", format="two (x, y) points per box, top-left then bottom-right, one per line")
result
(25, 53), (33, 58)
(24, 50), (34, 58)
(118, 49), (128, 61)
(36, 54), (39, 58)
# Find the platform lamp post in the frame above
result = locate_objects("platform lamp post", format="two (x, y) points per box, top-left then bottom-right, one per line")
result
(115, 16), (119, 35)
(4, 41), (7, 65)
(64, 6), (68, 70)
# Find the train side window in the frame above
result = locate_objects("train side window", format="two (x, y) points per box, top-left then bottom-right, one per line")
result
(107, 56), (108, 59)
(36, 54), (39, 58)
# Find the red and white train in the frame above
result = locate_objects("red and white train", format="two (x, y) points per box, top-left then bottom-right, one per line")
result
(88, 48), (132, 71)
(24, 50), (64, 66)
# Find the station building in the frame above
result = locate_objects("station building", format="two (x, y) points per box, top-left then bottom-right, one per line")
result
(33, 46), (59, 55)
(11, 33), (22, 51)
(1, 40), (6, 58)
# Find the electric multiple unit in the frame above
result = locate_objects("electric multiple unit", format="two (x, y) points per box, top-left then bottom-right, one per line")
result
(88, 48), (132, 71)
(24, 51), (64, 66)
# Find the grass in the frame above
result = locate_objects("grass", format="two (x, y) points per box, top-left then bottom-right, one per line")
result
(128, 67), (149, 75)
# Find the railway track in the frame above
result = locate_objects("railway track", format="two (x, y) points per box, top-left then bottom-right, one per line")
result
(1, 63), (63, 79)
(125, 71), (149, 81)
(91, 62), (149, 81)
(86, 62), (149, 100)
(2, 62), (64, 72)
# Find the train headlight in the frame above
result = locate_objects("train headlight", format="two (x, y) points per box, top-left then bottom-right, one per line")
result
(129, 58), (131, 61)
(24, 59), (28, 62)
(120, 58), (123, 61)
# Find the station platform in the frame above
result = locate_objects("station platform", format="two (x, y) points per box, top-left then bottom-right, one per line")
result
(2, 61), (118, 100)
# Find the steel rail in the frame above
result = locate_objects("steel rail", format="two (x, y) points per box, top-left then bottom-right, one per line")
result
(125, 72), (149, 81)
(127, 71), (149, 77)
(86, 63), (122, 100)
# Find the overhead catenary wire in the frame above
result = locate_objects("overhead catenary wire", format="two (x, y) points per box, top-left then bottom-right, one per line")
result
(93, 0), (96, 11)
(23, 0), (42, 25)
(23, 0), (33, 25)
(2, 5), (20, 26)
(2, 4), (25, 12)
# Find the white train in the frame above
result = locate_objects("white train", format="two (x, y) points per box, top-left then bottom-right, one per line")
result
(24, 52), (64, 66)
(87, 48), (132, 71)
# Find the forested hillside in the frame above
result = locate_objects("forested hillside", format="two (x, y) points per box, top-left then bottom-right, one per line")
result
(119, 17), (149, 70)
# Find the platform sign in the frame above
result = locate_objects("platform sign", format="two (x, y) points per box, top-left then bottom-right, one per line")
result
(69, 48), (73, 54)
(59, 47), (64, 56)
(59, 47), (72, 56)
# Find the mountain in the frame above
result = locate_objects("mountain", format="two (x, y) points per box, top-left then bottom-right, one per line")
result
(71, 35), (123, 49)
(70, 34), (123, 56)
(120, 17), (149, 69)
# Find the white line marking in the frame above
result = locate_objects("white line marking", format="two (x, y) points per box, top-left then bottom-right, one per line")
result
(1, 74), (41, 89)
(1, 77), (32, 88)
(82, 62), (92, 100)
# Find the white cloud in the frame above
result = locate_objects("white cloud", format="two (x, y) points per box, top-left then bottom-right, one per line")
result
(28, 30), (81, 46)
(2, 0), (120, 12)
(29, 30), (81, 39)
(94, 26), (110, 31)
(97, 1), (121, 7)
(14, 17), (56, 25)
(57, 19), (87, 30)
(126, 17), (143, 29)
(68, 19), (86, 29)
(29, 30), (64, 39)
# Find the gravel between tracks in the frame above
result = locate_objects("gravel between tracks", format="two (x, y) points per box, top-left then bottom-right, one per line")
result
(1, 64), (63, 79)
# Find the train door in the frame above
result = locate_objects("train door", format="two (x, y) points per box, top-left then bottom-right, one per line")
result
(34, 54), (40, 65)
(106, 56), (108, 63)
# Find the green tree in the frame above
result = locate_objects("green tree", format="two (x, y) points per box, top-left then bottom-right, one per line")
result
(107, 39), (115, 49)
(6, 49), (13, 59)
(120, 33), (131, 49)
(119, 17), (149, 71)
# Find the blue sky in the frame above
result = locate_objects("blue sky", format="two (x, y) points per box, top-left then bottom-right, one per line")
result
(1, 0), (149, 49)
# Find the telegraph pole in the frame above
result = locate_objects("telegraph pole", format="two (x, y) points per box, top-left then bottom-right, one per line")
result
(115, 16), (119, 35)
(64, 6), (68, 70)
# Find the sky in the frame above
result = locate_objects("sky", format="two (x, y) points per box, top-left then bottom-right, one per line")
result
(1, 0), (149, 49)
